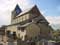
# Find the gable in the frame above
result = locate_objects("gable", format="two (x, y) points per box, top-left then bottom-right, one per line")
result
(30, 5), (49, 24)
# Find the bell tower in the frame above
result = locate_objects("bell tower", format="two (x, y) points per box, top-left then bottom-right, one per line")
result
(11, 4), (22, 23)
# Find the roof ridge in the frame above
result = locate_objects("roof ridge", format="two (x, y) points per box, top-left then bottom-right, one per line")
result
(16, 5), (37, 17)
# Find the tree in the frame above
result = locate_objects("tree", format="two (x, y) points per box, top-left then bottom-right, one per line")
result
(52, 29), (60, 42)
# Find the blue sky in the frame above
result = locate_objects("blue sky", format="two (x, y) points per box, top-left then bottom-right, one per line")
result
(29, 0), (60, 25)
(0, 0), (60, 28)
(30, 0), (60, 16)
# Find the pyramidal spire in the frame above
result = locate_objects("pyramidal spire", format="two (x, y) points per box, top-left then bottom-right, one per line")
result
(15, 4), (22, 15)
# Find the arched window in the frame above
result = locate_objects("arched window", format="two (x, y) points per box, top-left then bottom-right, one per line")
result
(6, 31), (11, 37)
(21, 27), (25, 32)
(13, 32), (16, 39)
(17, 27), (20, 30)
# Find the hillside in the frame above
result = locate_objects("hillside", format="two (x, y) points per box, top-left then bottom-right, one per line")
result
(51, 24), (60, 30)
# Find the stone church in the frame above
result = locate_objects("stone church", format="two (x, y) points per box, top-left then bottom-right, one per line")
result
(6, 4), (53, 42)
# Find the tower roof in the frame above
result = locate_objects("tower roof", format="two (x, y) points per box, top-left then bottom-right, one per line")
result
(14, 4), (22, 15)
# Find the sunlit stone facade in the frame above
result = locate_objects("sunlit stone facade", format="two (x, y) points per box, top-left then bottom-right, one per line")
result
(6, 5), (52, 41)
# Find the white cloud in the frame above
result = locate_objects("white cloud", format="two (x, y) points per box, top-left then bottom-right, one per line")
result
(40, 9), (60, 25)
(0, 0), (32, 11)
(45, 16), (60, 24)
(0, 0), (32, 26)
(0, 10), (11, 26)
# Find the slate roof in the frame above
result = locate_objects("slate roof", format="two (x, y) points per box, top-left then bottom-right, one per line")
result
(15, 4), (22, 15)
(7, 5), (49, 27)
(16, 5), (37, 17)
